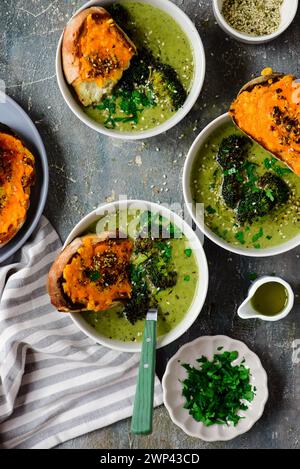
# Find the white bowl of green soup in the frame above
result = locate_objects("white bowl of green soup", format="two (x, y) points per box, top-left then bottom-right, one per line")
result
(56, 0), (205, 140)
(183, 113), (300, 257)
(64, 200), (209, 352)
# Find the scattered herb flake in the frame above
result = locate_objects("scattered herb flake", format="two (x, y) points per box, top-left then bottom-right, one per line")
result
(248, 272), (258, 281)
(265, 189), (275, 202)
(86, 270), (101, 282)
(263, 157), (292, 177)
(235, 231), (246, 245)
(184, 248), (192, 257)
(252, 227), (264, 243)
(206, 205), (216, 214)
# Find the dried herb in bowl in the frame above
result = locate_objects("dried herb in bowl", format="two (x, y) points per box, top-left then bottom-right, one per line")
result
(222, 0), (283, 37)
(181, 350), (256, 426)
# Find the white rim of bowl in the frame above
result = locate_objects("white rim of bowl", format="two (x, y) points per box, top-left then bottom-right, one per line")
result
(0, 93), (49, 264)
(212, 0), (299, 43)
(64, 199), (209, 352)
(162, 335), (269, 441)
(183, 112), (300, 257)
(55, 0), (206, 140)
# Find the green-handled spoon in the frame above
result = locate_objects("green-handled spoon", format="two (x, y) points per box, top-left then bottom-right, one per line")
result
(131, 308), (157, 435)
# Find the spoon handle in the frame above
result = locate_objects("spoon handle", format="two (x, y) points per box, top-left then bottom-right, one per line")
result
(131, 309), (157, 435)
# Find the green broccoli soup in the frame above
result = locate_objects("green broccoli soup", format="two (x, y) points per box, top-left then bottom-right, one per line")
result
(191, 121), (300, 250)
(83, 209), (199, 342)
(85, 2), (194, 131)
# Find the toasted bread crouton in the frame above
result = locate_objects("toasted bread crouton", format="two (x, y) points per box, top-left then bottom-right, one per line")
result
(47, 233), (133, 313)
(0, 124), (35, 248)
(62, 7), (136, 106)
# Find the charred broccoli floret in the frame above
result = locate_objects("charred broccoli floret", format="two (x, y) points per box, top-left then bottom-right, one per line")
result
(217, 135), (248, 170)
(222, 174), (242, 209)
(237, 190), (274, 224)
(258, 172), (290, 204)
(118, 49), (153, 92)
(150, 64), (187, 111)
(148, 258), (177, 289)
(123, 239), (178, 324)
(123, 264), (153, 324)
(135, 238), (177, 289)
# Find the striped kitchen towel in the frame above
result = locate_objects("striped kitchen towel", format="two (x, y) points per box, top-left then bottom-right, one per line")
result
(0, 216), (163, 449)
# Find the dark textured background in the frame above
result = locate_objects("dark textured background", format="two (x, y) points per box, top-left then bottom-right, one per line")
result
(1, 0), (299, 449)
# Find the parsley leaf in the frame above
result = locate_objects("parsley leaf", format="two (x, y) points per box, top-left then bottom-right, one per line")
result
(86, 270), (101, 282)
(252, 227), (264, 243)
(181, 350), (255, 427)
(206, 205), (216, 214)
(184, 248), (192, 257)
(248, 272), (258, 281)
(263, 157), (292, 176)
(235, 231), (246, 245)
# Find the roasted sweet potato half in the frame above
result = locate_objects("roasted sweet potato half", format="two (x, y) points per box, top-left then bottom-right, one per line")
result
(0, 123), (35, 248)
(62, 6), (136, 106)
(229, 71), (300, 176)
(47, 233), (133, 313)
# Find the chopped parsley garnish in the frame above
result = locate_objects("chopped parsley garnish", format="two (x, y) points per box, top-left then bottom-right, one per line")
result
(254, 243), (261, 249)
(206, 205), (216, 214)
(184, 248), (192, 257)
(244, 161), (259, 186)
(212, 227), (228, 240)
(263, 157), (292, 176)
(97, 88), (155, 129)
(184, 275), (191, 282)
(166, 223), (182, 238)
(138, 211), (182, 239)
(182, 351), (255, 426)
(252, 227), (263, 243)
(235, 231), (245, 245)
(224, 167), (238, 175)
(265, 189), (275, 202)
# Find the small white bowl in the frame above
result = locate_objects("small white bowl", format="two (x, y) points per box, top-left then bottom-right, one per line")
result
(63, 200), (209, 352)
(238, 276), (294, 322)
(183, 113), (300, 257)
(162, 335), (268, 441)
(56, 0), (206, 140)
(213, 0), (298, 44)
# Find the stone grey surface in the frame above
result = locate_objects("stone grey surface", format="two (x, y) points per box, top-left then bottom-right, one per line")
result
(1, 0), (299, 449)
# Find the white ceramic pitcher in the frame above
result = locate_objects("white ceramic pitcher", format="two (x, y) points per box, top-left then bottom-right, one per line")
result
(238, 276), (294, 322)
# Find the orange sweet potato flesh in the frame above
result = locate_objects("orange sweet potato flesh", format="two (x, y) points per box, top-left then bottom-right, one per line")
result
(78, 12), (135, 87)
(0, 128), (35, 247)
(230, 74), (300, 176)
(57, 235), (133, 312)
